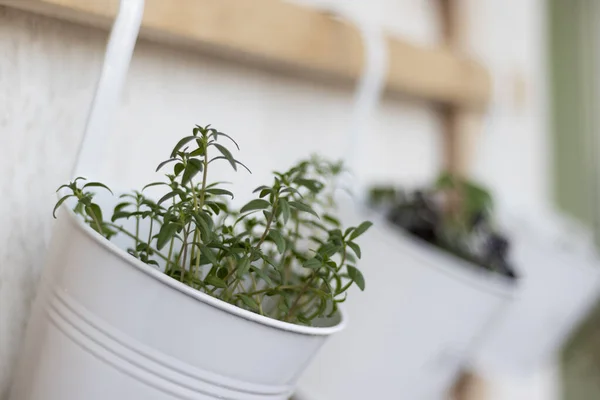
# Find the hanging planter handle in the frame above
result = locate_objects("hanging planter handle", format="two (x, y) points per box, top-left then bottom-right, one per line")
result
(73, 0), (145, 181)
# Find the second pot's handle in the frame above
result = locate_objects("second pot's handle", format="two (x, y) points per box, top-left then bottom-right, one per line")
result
(344, 13), (388, 198)
(319, 4), (388, 200)
(72, 0), (145, 180)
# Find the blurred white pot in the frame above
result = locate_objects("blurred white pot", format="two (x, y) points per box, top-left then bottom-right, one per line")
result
(9, 202), (344, 400)
(471, 211), (600, 376)
(296, 201), (516, 400)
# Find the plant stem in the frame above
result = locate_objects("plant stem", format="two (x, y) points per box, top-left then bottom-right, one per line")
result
(165, 194), (177, 274)
(190, 229), (199, 277)
(180, 224), (190, 283)
(249, 274), (264, 315)
(286, 274), (316, 322)
(165, 236), (175, 274)
(192, 140), (210, 280)
(107, 223), (171, 262)
(285, 215), (300, 284)
(256, 198), (278, 249)
(146, 216), (154, 255)
(199, 145), (209, 208)
(134, 201), (140, 258)
(85, 206), (104, 236)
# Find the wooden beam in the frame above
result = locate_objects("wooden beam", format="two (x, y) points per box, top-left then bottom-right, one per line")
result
(438, 0), (484, 176)
(0, 0), (491, 109)
(441, 0), (490, 396)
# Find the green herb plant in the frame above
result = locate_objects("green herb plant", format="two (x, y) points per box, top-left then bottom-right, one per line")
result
(55, 125), (372, 326)
(369, 173), (516, 278)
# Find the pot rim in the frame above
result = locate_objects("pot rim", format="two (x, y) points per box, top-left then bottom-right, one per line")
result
(59, 202), (346, 336)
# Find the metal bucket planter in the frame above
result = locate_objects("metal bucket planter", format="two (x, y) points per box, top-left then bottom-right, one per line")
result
(297, 202), (516, 400)
(8, 2), (343, 399)
(10, 202), (344, 400)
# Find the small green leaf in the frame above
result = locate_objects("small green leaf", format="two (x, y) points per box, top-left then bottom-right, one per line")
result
(142, 182), (167, 191)
(349, 221), (373, 240)
(211, 130), (240, 150)
(209, 156), (252, 173)
(189, 147), (205, 157)
(236, 258), (251, 278)
(280, 187), (302, 197)
(156, 222), (179, 250)
(323, 214), (341, 226)
(83, 182), (113, 194)
(205, 188), (234, 198)
(289, 201), (319, 218)
(204, 275), (227, 289)
(136, 243), (149, 252)
(304, 257), (323, 270)
(347, 241), (362, 259)
(174, 162), (184, 176)
(111, 211), (131, 222)
(158, 190), (183, 205)
(296, 178), (323, 193)
(53, 195), (73, 218)
(182, 159), (203, 185)
(216, 267), (228, 279)
(346, 252), (357, 264)
(113, 201), (130, 212)
(268, 230), (286, 253)
(252, 185), (270, 193)
(319, 243), (340, 258)
(237, 294), (259, 312)
(279, 198), (291, 224)
(193, 244), (219, 266)
(155, 158), (178, 172)
(87, 203), (103, 223)
(170, 136), (196, 158)
(193, 212), (214, 242)
(213, 143), (237, 171)
(56, 183), (71, 193)
(240, 199), (270, 214)
(347, 265), (365, 291)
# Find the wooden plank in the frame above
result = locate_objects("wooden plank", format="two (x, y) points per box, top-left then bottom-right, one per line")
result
(438, 0), (483, 176)
(0, 0), (491, 108)
(440, 0), (490, 397)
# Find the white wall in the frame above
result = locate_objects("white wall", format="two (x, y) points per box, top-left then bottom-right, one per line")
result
(0, 0), (550, 398)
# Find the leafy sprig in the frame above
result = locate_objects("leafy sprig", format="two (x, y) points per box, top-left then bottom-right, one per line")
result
(55, 125), (372, 325)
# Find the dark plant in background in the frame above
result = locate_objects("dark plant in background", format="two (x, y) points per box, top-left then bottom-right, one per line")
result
(56, 125), (371, 326)
(370, 173), (516, 279)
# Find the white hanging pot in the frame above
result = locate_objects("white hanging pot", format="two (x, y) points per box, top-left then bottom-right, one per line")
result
(10, 202), (344, 400)
(297, 201), (516, 400)
(288, 4), (516, 397)
(8, 1), (344, 399)
(471, 211), (600, 376)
